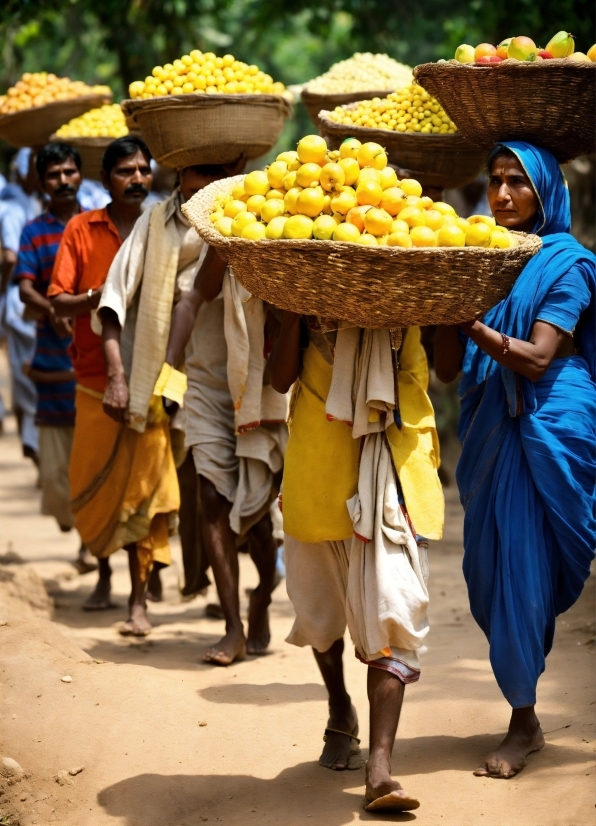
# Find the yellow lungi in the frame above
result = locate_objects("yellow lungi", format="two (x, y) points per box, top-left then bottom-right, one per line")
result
(69, 387), (179, 574)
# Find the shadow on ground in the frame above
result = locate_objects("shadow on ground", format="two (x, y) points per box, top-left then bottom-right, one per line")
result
(97, 761), (417, 826)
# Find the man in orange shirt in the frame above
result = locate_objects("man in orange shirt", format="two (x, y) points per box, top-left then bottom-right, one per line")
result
(50, 137), (179, 635)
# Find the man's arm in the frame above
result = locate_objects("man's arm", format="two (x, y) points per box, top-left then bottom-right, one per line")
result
(1, 249), (17, 294)
(51, 286), (103, 317)
(195, 245), (227, 302)
(19, 279), (72, 336)
(100, 307), (129, 422)
(164, 283), (203, 368)
(268, 310), (301, 394)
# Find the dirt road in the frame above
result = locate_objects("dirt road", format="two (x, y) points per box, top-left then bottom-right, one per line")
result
(0, 394), (594, 825)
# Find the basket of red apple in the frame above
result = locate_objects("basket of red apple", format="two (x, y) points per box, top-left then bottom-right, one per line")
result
(413, 32), (596, 163)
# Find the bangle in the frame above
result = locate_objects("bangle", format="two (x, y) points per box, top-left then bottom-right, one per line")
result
(501, 333), (511, 355)
(87, 288), (94, 304)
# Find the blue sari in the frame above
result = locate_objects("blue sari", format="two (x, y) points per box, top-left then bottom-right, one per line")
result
(456, 142), (596, 709)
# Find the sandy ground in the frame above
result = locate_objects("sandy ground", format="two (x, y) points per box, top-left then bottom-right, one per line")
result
(0, 359), (594, 826)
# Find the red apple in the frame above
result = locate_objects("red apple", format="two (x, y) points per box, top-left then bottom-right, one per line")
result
(476, 55), (504, 64)
(475, 43), (497, 61)
(537, 49), (554, 59)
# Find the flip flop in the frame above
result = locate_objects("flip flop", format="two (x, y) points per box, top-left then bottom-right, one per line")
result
(364, 790), (420, 812)
(323, 727), (366, 770)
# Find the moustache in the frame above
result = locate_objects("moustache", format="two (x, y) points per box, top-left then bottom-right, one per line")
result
(55, 185), (76, 195)
(124, 184), (149, 197)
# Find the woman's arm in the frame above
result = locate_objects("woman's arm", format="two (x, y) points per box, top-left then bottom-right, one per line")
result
(434, 325), (465, 383)
(196, 245), (227, 302)
(460, 318), (572, 382)
(100, 307), (129, 422)
(51, 286), (103, 317)
(268, 310), (301, 393)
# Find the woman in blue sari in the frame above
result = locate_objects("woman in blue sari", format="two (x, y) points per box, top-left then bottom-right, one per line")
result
(435, 142), (595, 778)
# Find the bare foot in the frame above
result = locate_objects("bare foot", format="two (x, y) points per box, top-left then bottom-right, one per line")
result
(73, 545), (98, 575)
(146, 567), (163, 602)
(203, 628), (246, 666)
(83, 569), (115, 610)
(247, 584), (271, 655)
(364, 755), (420, 812)
(319, 704), (361, 771)
(205, 603), (225, 620)
(474, 707), (545, 779)
(119, 603), (152, 637)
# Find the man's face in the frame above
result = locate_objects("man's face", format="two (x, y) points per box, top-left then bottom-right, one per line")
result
(43, 157), (82, 205)
(103, 150), (153, 206)
(179, 167), (222, 202)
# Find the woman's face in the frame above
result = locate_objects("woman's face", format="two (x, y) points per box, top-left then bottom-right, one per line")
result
(487, 154), (540, 233)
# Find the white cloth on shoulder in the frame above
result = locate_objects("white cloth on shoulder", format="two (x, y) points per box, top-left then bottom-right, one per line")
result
(98, 190), (204, 432)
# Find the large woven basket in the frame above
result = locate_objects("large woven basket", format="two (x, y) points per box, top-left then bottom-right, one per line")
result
(122, 93), (292, 168)
(319, 108), (486, 189)
(48, 135), (112, 181)
(0, 94), (112, 148)
(182, 176), (542, 328)
(414, 60), (596, 164)
(301, 88), (396, 128)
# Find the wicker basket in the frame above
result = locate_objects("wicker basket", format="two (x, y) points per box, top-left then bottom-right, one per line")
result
(0, 94), (112, 149)
(413, 60), (596, 164)
(301, 88), (396, 128)
(121, 93), (292, 168)
(48, 135), (112, 181)
(319, 108), (486, 189)
(182, 176), (542, 328)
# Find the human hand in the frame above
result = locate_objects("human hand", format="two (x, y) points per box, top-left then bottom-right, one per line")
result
(102, 373), (129, 422)
(48, 307), (73, 338)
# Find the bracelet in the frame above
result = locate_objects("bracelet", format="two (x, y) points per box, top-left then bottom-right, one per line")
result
(87, 288), (94, 304)
(501, 333), (511, 355)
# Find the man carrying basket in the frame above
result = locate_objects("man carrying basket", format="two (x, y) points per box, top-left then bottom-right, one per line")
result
(269, 316), (444, 812)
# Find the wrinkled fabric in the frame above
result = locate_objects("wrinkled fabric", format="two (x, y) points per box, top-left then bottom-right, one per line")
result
(457, 141), (596, 708)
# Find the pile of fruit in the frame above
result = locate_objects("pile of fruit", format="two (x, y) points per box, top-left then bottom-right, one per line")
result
(327, 82), (457, 133)
(128, 50), (286, 99)
(0, 73), (110, 115)
(209, 134), (515, 247)
(55, 103), (128, 139)
(453, 31), (596, 64)
(305, 53), (412, 94)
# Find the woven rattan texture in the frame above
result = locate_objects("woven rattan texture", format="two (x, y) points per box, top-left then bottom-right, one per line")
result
(319, 108), (486, 189)
(413, 60), (596, 163)
(301, 88), (395, 128)
(122, 94), (291, 168)
(49, 135), (112, 181)
(183, 176), (542, 328)
(0, 94), (112, 149)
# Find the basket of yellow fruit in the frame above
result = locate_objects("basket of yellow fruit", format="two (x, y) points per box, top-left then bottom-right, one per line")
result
(0, 73), (112, 148)
(181, 134), (541, 328)
(414, 33), (596, 163)
(319, 83), (486, 189)
(121, 50), (291, 168)
(50, 104), (128, 180)
(301, 53), (413, 127)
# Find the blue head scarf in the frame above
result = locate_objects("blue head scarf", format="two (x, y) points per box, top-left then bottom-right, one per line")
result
(460, 140), (596, 401)
(498, 141), (570, 235)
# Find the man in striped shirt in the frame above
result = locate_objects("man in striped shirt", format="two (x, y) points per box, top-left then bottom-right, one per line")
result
(14, 142), (96, 573)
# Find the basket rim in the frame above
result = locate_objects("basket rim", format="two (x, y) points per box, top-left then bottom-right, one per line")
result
(48, 133), (115, 146)
(0, 93), (113, 126)
(122, 92), (292, 119)
(414, 58), (596, 77)
(319, 108), (481, 146)
(301, 86), (399, 100)
(184, 174), (542, 258)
